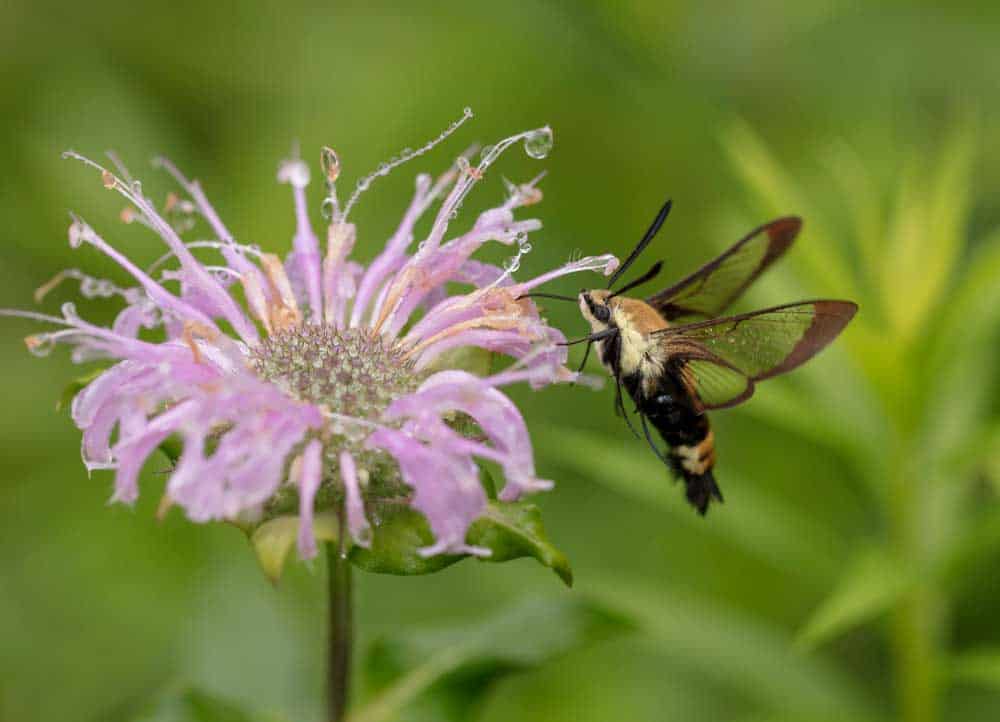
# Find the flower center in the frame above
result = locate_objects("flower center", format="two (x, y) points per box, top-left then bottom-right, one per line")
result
(250, 326), (420, 419)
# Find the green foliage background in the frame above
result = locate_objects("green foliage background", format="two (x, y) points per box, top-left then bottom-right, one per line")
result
(2, 2), (999, 721)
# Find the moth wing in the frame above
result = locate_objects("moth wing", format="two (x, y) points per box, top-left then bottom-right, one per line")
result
(655, 300), (857, 410)
(647, 217), (801, 321)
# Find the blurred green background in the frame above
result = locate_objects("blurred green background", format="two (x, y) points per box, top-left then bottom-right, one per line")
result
(2, 1), (1000, 721)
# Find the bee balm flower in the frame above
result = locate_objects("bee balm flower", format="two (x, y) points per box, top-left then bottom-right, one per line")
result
(2, 115), (618, 560)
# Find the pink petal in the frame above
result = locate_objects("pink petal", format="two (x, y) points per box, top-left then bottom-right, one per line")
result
(296, 439), (324, 559)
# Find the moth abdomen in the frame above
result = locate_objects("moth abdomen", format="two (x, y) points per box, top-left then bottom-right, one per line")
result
(630, 375), (724, 514)
(674, 466), (723, 515)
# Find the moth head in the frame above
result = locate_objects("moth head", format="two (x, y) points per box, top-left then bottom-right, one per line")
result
(579, 289), (612, 330)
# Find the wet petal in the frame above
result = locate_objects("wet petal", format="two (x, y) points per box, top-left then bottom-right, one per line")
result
(340, 451), (371, 547)
(296, 439), (324, 559)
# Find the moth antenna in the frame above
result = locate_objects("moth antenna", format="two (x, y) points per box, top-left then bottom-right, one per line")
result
(607, 199), (672, 289)
(609, 260), (664, 299)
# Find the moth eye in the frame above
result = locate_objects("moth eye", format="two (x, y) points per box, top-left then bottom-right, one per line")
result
(593, 304), (611, 323)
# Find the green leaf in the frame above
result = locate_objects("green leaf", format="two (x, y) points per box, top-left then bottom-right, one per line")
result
(933, 229), (1000, 361)
(821, 139), (885, 294)
(249, 512), (339, 584)
(881, 127), (974, 342)
(132, 684), (283, 722)
(56, 366), (108, 411)
(471, 501), (573, 585)
(350, 596), (632, 722)
(349, 504), (459, 576)
(248, 496), (570, 585)
(158, 436), (183, 465)
(795, 547), (912, 650)
(588, 577), (881, 721)
(349, 500), (572, 586)
(950, 648), (1000, 689)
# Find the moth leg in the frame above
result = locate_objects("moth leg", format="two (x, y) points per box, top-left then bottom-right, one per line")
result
(639, 412), (669, 466)
(614, 375), (641, 440)
(576, 340), (593, 375)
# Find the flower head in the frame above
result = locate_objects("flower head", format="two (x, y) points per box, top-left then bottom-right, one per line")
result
(3, 112), (618, 559)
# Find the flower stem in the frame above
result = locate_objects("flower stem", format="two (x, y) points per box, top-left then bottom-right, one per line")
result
(326, 537), (353, 722)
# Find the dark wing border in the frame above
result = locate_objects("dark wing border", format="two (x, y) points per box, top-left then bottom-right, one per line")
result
(657, 299), (858, 410)
(648, 216), (802, 320)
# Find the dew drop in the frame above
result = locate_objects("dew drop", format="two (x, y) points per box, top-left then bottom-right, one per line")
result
(278, 159), (310, 188)
(25, 334), (56, 357)
(523, 127), (553, 160)
(321, 197), (336, 221)
(320, 147), (340, 183)
(68, 221), (85, 249)
(479, 145), (495, 162)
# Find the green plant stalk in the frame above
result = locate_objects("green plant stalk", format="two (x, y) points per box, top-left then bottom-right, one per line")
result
(889, 439), (943, 722)
(327, 534), (353, 722)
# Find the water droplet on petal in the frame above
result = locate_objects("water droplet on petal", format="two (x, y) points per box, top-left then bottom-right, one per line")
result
(24, 334), (55, 357)
(68, 221), (84, 248)
(463, 106), (474, 118)
(277, 159), (310, 188)
(321, 197), (336, 221)
(320, 146), (340, 183)
(523, 127), (553, 160)
(480, 145), (495, 162)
